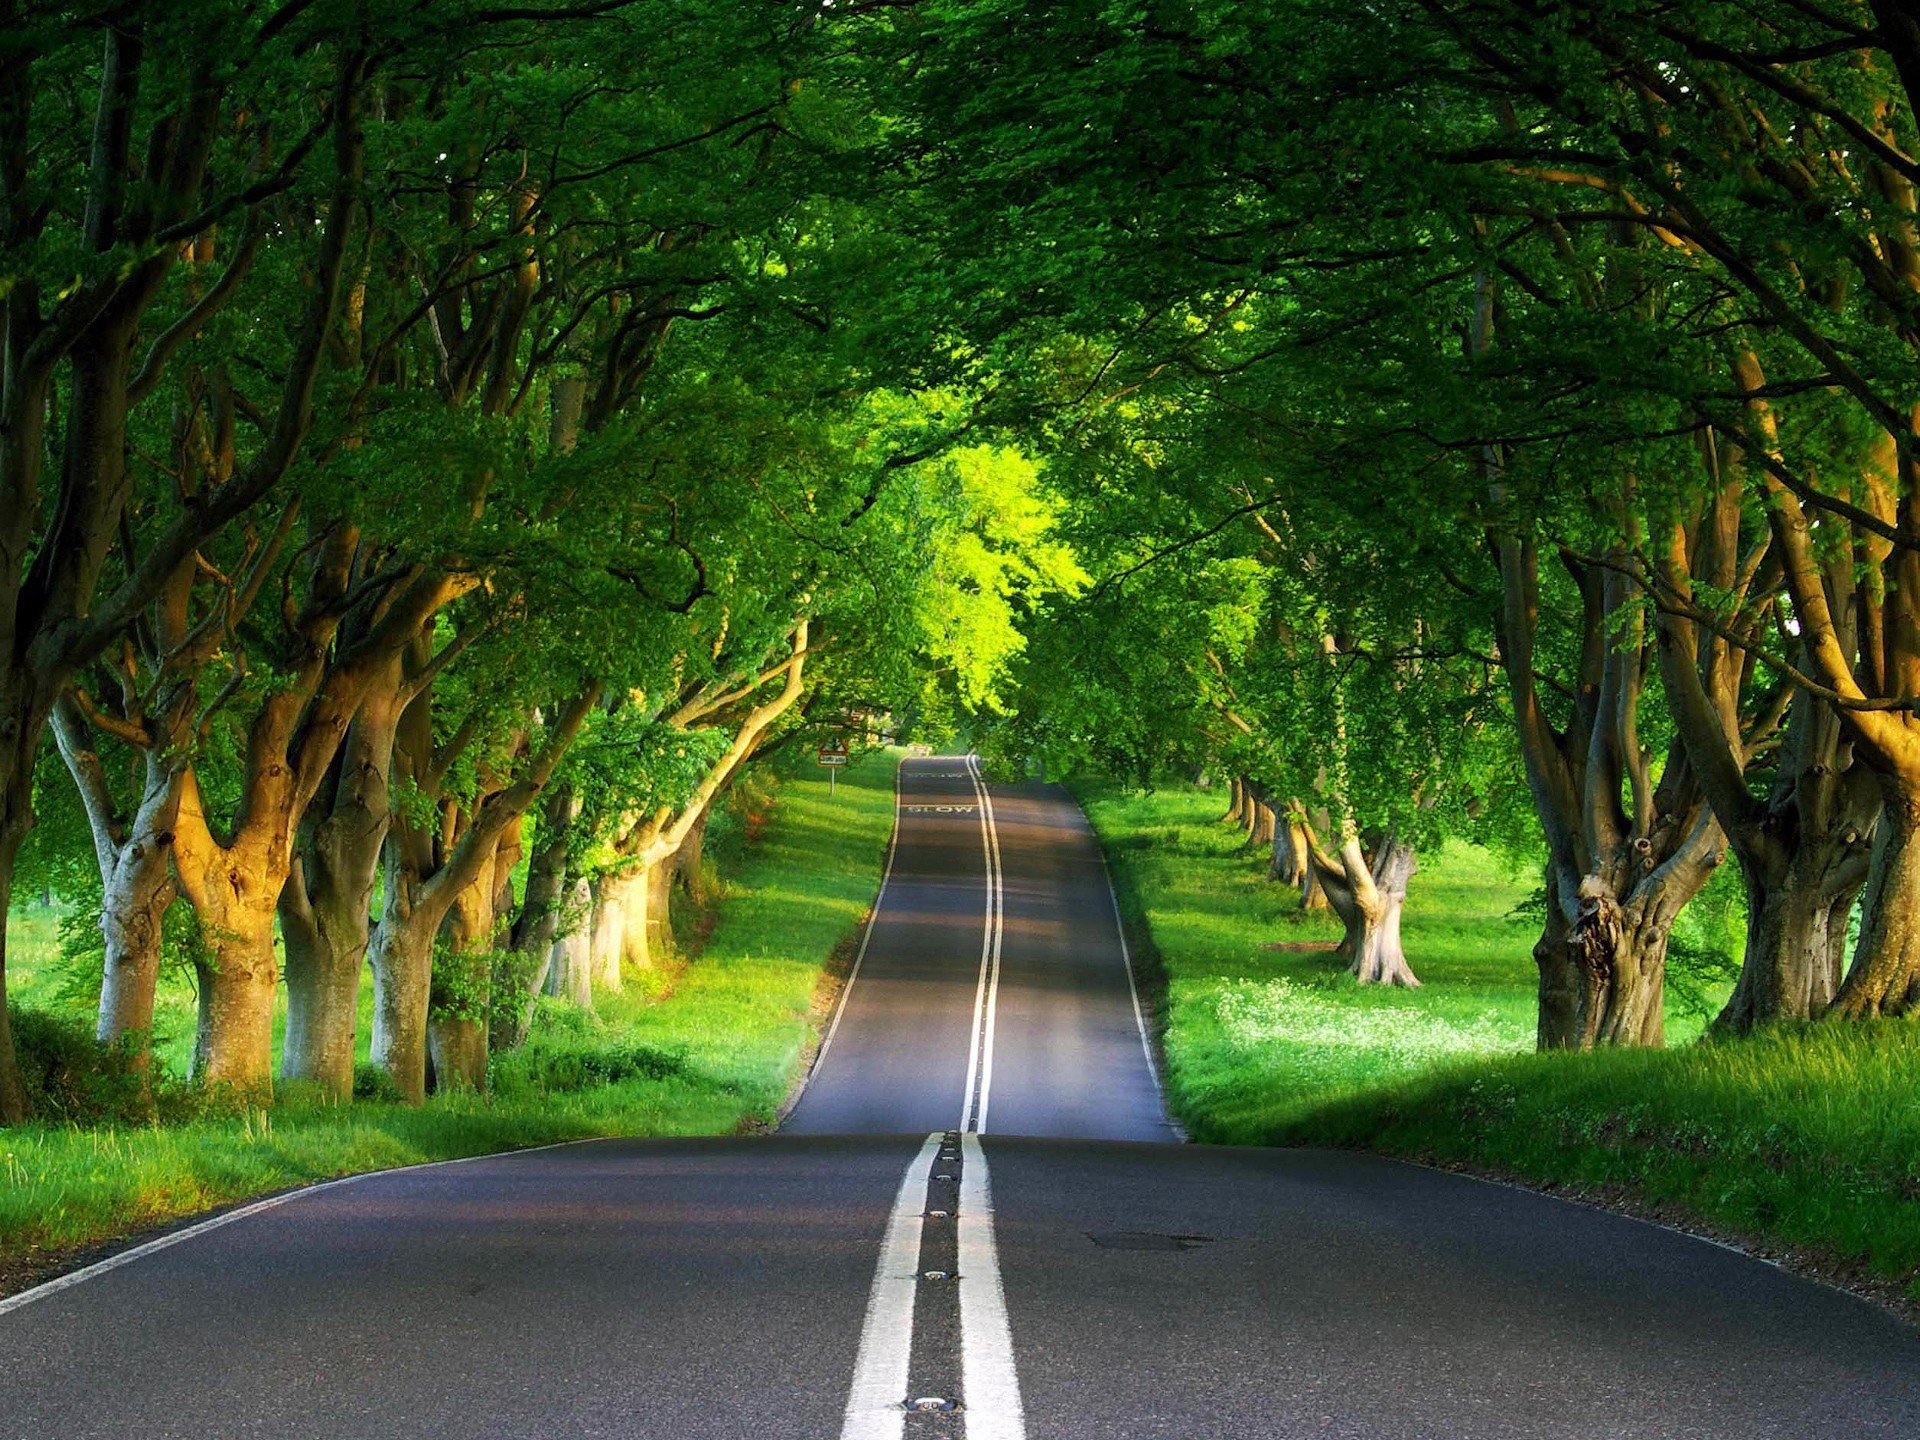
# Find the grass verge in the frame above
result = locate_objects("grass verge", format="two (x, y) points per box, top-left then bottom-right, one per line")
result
(0, 750), (897, 1293)
(1080, 778), (1920, 1314)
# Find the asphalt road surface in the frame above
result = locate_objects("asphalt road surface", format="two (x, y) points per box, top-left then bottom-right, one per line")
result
(2, 755), (1916, 1439)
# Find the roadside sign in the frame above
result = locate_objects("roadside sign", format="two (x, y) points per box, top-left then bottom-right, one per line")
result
(818, 739), (849, 795)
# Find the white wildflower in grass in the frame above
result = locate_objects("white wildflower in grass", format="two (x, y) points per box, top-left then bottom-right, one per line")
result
(1213, 978), (1529, 1091)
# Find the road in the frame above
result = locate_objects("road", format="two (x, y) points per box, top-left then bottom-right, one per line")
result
(1, 755), (1916, 1439)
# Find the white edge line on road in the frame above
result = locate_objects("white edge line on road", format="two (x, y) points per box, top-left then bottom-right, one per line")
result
(790, 756), (906, 1118)
(0, 1133), (611, 1321)
(838, 1132), (944, 1440)
(1094, 835), (1188, 1143)
(958, 1133), (1026, 1440)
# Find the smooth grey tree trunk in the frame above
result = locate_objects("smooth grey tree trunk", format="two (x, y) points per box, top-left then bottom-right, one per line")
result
(371, 906), (435, 1105)
(546, 875), (596, 1008)
(588, 870), (633, 990)
(93, 776), (180, 1057)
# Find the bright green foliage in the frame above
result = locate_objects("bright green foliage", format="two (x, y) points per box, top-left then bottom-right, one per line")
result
(915, 444), (1087, 715)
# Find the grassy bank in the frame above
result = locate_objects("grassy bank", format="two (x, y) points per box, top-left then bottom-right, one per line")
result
(1081, 779), (1920, 1307)
(0, 750), (897, 1284)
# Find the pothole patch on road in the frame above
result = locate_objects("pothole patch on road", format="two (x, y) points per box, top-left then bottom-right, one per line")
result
(1086, 1231), (1214, 1251)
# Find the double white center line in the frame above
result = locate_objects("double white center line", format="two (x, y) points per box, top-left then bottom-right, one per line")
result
(960, 753), (1005, 1136)
(838, 757), (1025, 1440)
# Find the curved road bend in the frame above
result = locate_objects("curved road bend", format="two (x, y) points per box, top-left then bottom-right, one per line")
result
(0, 755), (1914, 1438)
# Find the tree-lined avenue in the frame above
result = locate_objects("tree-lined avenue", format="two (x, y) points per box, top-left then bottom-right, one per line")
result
(1, 758), (1915, 1439)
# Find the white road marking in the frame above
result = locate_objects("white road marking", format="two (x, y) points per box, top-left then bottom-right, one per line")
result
(958, 1133), (1026, 1440)
(1092, 835), (1186, 1141)
(801, 758), (905, 1097)
(838, 1133), (944, 1440)
(961, 753), (1006, 1134)
(973, 757), (1005, 1134)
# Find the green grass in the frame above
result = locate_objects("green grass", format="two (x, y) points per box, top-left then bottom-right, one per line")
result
(1081, 782), (1550, 1141)
(0, 751), (897, 1272)
(1081, 779), (1920, 1305)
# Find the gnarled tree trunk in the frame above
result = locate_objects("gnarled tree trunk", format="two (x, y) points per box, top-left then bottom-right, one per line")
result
(1308, 830), (1420, 987)
(1269, 811), (1307, 887)
(427, 861), (497, 1094)
(676, 804), (712, 907)
(279, 860), (373, 1101)
(1248, 793), (1276, 850)
(1727, 857), (1859, 1028)
(373, 682), (595, 1100)
(279, 678), (403, 1098)
(1224, 776), (1249, 828)
(439, 810), (526, 1082)
(1533, 864), (1683, 1049)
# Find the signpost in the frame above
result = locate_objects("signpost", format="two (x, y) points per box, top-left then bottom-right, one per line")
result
(817, 738), (849, 796)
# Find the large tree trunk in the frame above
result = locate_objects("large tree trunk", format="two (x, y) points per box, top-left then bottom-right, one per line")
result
(676, 805), (712, 907)
(1270, 813), (1307, 887)
(1248, 795), (1277, 850)
(1347, 835), (1416, 986)
(1534, 868), (1677, 1049)
(95, 785), (180, 1065)
(427, 844), (506, 1093)
(279, 679), (401, 1097)
(280, 880), (365, 1102)
(588, 870), (635, 989)
(503, 787), (575, 1047)
(188, 894), (281, 1096)
(1224, 776), (1249, 828)
(1720, 829), (1869, 1032)
(96, 831), (175, 1060)
(1832, 792), (1920, 1018)
(50, 705), (186, 1063)
(426, 1007), (488, 1094)
(370, 904), (435, 1105)
(1313, 833), (1420, 987)
(545, 875), (595, 1008)
(172, 767), (294, 1097)
(622, 858), (675, 970)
